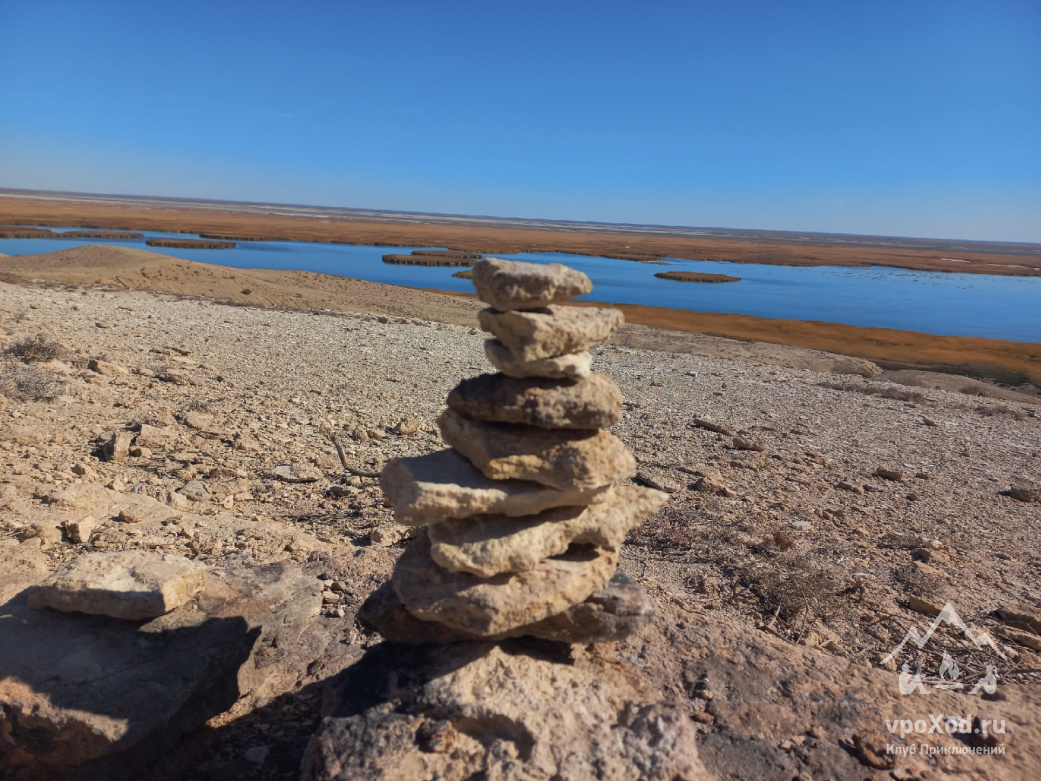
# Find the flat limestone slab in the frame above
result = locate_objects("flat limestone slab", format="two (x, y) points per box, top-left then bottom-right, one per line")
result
(478, 305), (624, 361)
(28, 550), (207, 620)
(381, 448), (608, 524)
(359, 571), (653, 644)
(484, 339), (592, 379)
(437, 408), (636, 491)
(471, 257), (592, 310)
(392, 532), (617, 636)
(447, 372), (622, 429)
(428, 485), (668, 577)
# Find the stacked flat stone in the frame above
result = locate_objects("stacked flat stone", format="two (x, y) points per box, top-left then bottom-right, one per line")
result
(360, 258), (668, 644)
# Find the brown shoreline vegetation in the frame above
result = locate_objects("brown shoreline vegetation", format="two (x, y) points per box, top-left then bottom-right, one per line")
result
(382, 250), (478, 267)
(411, 249), (483, 261)
(145, 238), (236, 250)
(655, 271), (741, 283)
(59, 230), (145, 239)
(0, 227), (144, 240)
(601, 252), (668, 264)
(2, 195), (1039, 276)
(0, 228), (54, 239)
(197, 233), (275, 242)
(438, 288), (1041, 386)
(608, 302), (1041, 386)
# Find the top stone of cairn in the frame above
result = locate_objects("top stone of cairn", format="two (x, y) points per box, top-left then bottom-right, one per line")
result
(472, 257), (593, 311)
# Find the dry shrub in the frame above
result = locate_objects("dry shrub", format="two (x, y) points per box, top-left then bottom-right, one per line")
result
(819, 380), (924, 403)
(179, 397), (210, 414)
(627, 512), (701, 551)
(627, 501), (729, 553)
(749, 529), (798, 557)
(738, 552), (836, 621)
(770, 529), (797, 552)
(960, 385), (992, 398)
(974, 404), (1027, 421)
(0, 357), (65, 401)
(893, 562), (945, 599)
(4, 333), (65, 363)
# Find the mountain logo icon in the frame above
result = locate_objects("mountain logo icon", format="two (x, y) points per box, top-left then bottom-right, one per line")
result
(882, 603), (1005, 696)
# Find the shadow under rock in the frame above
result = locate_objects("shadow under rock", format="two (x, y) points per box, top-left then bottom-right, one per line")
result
(326, 636), (574, 720)
(142, 679), (331, 781)
(0, 588), (259, 781)
(142, 638), (574, 781)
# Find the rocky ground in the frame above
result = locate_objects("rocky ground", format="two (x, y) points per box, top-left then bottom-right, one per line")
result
(1, 275), (1039, 780)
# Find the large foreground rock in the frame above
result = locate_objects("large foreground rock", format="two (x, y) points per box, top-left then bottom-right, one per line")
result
(0, 563), (322, 780)
(471, 257), (593, 310)
(485, 339), (592, 379)
(381, 449), (609, 524)
(359, 570), (652, 644)
(301, 640), (708, 780)
(0, 596), (257, 780)
(428, 485), (668, 577)
(478, 305), (624, 361)
(393, 533), (617, 636)
(437, 409), (635, 491)
(447, 372), (622, 429)
(1010, 477), (1040, 502)
(28, 550), (206, 620)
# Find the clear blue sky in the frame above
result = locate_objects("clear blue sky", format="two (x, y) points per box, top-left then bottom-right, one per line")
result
(1, 1), (1039, 241)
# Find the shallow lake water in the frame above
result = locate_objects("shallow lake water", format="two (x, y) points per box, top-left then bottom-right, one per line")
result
(1, 228), (1039, 343)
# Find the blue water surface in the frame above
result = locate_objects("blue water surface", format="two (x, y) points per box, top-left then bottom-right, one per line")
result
(1, 228), (1039, 342)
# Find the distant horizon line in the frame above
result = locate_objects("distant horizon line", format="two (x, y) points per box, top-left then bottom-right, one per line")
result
(1, 186), (1038, 251)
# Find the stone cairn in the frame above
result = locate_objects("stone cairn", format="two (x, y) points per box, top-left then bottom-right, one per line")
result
(359, 257), (669, 643)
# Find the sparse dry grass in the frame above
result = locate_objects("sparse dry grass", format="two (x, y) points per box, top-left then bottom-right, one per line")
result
(737, 552), (837, 622)
(179, 398), (210, 415)
(3, 333), (65, 363)
(818, 380), (925, 402)
(0, 357), (64, 401)
(973, 403), (1029, 420)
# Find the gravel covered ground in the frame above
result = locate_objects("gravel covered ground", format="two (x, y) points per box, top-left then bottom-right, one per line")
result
(2, 279), (1039, 779)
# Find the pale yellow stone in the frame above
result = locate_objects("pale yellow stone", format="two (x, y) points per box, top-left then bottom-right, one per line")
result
(471, 257), (592, 310)
(478, 305), (623, 361)
(447, 372), (622, 429)
(428, 485), (668, 577)
(28, 551), (206, 620)
(437, 409), (636, 491)
(392, 532), (617, 636)
(484, 339), (592, 379)
(381, 449), (608, 524)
